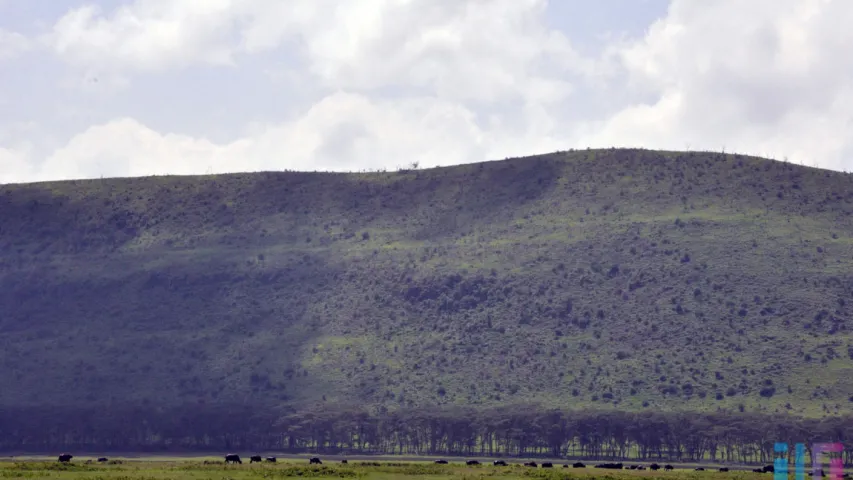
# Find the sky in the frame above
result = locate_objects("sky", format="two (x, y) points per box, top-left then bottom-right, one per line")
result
(1, 0), (853, 184)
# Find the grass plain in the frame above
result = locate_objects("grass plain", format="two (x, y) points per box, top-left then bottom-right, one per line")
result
(0, 458), (778, 480)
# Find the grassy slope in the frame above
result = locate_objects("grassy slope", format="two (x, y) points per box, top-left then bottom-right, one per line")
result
(2, 148), (853, 418)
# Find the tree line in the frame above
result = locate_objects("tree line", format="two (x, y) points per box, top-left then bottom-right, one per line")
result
(1, 404), (852, 466)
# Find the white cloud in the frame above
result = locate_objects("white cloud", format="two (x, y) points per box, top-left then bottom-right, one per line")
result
(14, 92), (514, 183)
(17, 0), (584, 182)
(48, 1), (240, 71)
(3, 89), (574, 184)
(0, 145), (36, 184)
(578, 0), (853, 167)
(283, 0), (589, 104)
(0, 28), (31, 60)
(7, 0), (853, 184)
(45, 0), (589, 104)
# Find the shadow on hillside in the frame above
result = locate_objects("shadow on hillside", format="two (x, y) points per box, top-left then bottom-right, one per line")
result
(408, 155), (564, 241)
(227, 158), (562, 245)
(0, 246), (341, 413)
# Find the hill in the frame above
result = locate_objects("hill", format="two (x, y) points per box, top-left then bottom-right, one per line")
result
(2, 148), (853, 451)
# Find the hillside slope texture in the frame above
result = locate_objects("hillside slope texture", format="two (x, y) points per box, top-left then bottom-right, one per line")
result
(2, 148), (853, 448)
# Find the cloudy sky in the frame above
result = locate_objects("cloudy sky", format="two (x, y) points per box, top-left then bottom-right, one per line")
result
(1, 0), (852, 183)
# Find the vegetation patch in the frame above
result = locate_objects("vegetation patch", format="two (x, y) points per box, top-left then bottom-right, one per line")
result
(2, 149), (853, 448)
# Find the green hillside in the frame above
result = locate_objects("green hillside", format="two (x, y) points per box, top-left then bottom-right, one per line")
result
(2, 148), (853, 429)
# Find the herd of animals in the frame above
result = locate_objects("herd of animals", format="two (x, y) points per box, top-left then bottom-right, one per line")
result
(51, 453), (850, 475)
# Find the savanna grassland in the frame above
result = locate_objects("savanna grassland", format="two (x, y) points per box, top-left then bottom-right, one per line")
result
(0, 459), (770, 480)
(2, 148), (853, 452)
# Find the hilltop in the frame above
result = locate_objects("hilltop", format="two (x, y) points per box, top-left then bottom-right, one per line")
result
(2, 148), (853, 449)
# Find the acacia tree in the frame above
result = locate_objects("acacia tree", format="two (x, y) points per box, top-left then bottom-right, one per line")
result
(1, 404), (851, 465)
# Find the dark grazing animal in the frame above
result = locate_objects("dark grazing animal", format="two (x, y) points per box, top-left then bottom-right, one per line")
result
(542, 462), (553, 468)
(754, 468), (765, 473)
(493, 460), (508, 466)
(596, 463), (624, 469)
(573, 462), (586, 468)
(695, 467), (705, 471)
(265, 457), (276, 462)
(466, 460), (480, 466)
(58, 454), (73, 463)
(665, 465), (674, 471)
(97, 457), (108, 463)
(524, 462), (538, 467)
(341, 459), (348, 464)
(435, 460), (448, 464)
(309, 457), (322, 465)
(763, 465), (775, 473)
(719, 468), (730, 472)
(224, 454), (242, 464)
(250, 455), (262, 463)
